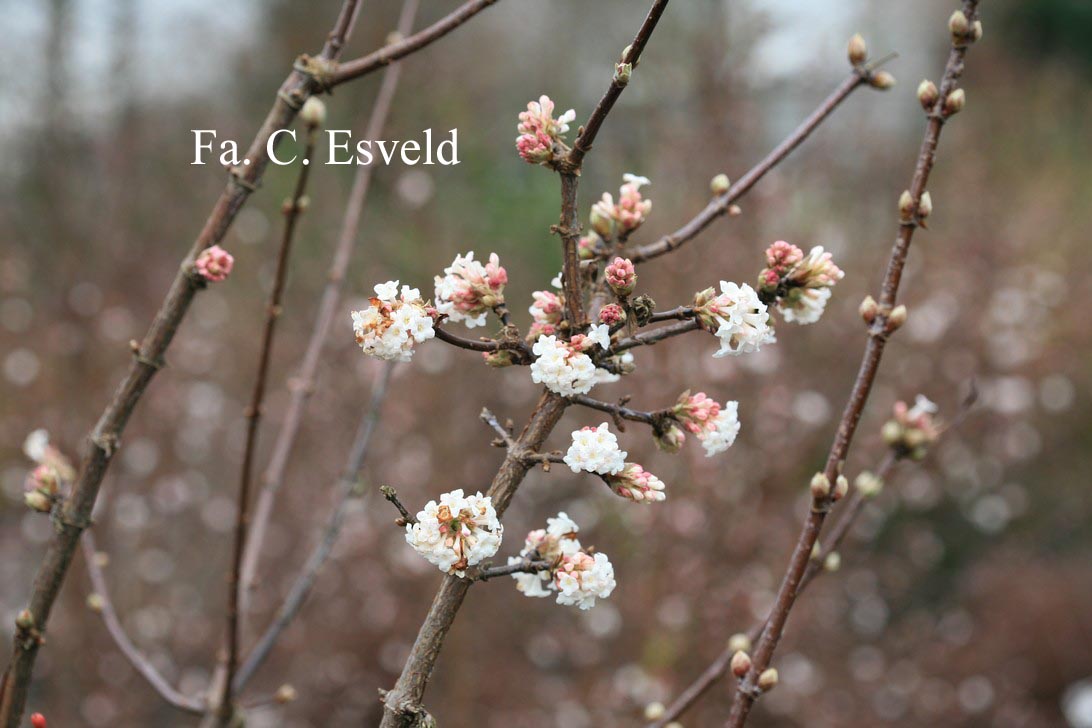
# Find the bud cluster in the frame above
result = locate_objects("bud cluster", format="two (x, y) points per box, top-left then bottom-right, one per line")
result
(591, 174), (653, 239)
(433, 251), (508, 328)
(515, 95), (576, 166)
(883, 395), (941, 459)
(758, 241), (845, 325)
(509, 512), (616, 610)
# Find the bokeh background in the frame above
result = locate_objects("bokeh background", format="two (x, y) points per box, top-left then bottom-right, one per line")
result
(2, 0), (1091, 726)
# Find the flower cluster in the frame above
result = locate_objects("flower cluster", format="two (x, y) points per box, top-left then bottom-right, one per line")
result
(405, 489), (503, 576)
(598, 303), (626, 327)
(563, 423), (627, 475)
(516, 95), (575, 165)
(433, 252), (507, 328)
(694, 281), (774, 357)
(591, 174), (652, 239)
(758, 241), (845, 325)
(605, 463), (666, 502)
(883, 394), (941, 460)
(22, 429), (75, 513)
(530, 327), (610, 396)
(351, 281), (435, 361)
(605, 257), (637, 298)
(194, 245), (234, 283)
(528, 290), (563, 338)
(509, 512), (616, 610)
(671, 392), (742, 456)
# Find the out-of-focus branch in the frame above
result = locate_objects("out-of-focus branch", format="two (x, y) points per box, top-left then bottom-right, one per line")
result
(726, 9), (981, 724)
(235, 362), (395, 690)
(0, 4), (365, 724)
(81, 533), (204, 715)
(241, 0), (420, 622)
(218, 121), (320, 726)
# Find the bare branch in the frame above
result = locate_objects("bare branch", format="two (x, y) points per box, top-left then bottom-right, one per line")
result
(472, 559), (550, 582)
(614, 319), (702, 352)
(380, 486), (418, 527)
(568, 394), (663, 428)
(81, 533), (204, 715)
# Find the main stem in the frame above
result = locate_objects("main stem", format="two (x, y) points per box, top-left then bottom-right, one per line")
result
(217, 130), (317, 723)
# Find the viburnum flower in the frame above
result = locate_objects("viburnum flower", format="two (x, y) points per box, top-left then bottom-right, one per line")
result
(404, 489), (502, 576)
(433, 251), (508, 328)
(516, 95), (576, 165)
(598, 303), (626, 327)
(351, 281), (435, 362)
(578, 232), (602, 260)
(528, 290), (563, 338)
(564, 423), (627, 475)
(23, 429), (76, 481)
(672, 392), (741, 457)
(758, 242), (845, 325)
(605, 257), (637, 297)
(194, 245), (234, 282)
(883, 394), (941, 460)
(508, 512), (616, 609)
(694, 281), (774, 357)
(591, 174), (652, 238)
(605, 463), (666, 502)
(530, 334), (602, 396)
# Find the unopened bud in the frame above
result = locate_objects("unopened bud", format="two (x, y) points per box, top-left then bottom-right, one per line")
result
(727, 204), (742, 217)
(898, 190), (914, 221)
(824, 551), (842, 572)
(949, 10), (970, 38)
(275, 684), (298, 704)
(870, 71), (896, 90)
(86, 593), (104, 613)
(757, 668), (779, 691)
(917, 79), (939, 110)
(833, 474), (849, 501)
(710, 173), (731, 195)
(731, 650), (752, 678)
(16, 609), (35, 630)
(944, 88), (966, 116)
(810, 472), (831, 499)
(300, 97), (326, 127)
(31, 713), (47, 728)
(386, 31), (404, 45)
(882, 420), (903, 446)
(973, 20), (983, 42)
(847, 34), (868, 66)
(859, 295), (879, 325)
(643, 702), (666, 720)
(887, 304), (908, 331)
(727, 632), (752, 654)
(24, 491), (52, 513)
(614, 62), (633, 85)
(855, 471), (884, 498)
(590, 207), (613, 238)
(918, 191), (933, 219)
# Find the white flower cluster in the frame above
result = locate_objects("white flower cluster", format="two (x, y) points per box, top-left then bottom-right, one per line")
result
(530, 335), (599, 396)
(351, 281), (434, 361)
(781, 287), (831, 325)
(404, 489), (502, 576)
(508, 512), (616, 610)
(563, 423), (627, 475)
(710, 281), (774, 357)
(432, 251), (507, 328)
(700, 401), (741, 456)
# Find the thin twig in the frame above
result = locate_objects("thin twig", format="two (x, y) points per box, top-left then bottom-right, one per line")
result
(614, 319), (702, 352)
(480, 408), (516, 448)
(725, 9), (980, 725)
(647, 307), (694, 323)
(569, 394), (662, 427)
(0, 4), (366, 724)
(235, 362), (395, 690)
(380, 486), (418, 526)
(472, 559), (550, 582)
(80, 533), (204, 715)
(218, 121), (320, 726)
(240, 0), (420, 624)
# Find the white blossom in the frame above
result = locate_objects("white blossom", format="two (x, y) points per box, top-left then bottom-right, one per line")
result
(780, 287), (831, 325)
(555, 551), (617, 610)
(351, 281), (435, 361)
(564, 423), (627, 475)
(699, 401), (741, 457)
(584, 323), (612, 351)
(405, 489), (502, 576)
(433, 251), (507, 328)
(508, 512), (615, 610)
(695, 281), (774, 357)
(530, 335), (598, 396)
(23, 429), (49, 463)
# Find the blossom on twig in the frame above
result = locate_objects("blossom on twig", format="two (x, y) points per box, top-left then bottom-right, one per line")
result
(605, 462), (666, 502)
(528, 290), (563, 338)
(758, 241), (845, 325)
(883, 394), (941, 459)
(591, 174), (652, 238)
(673, 392), (742, 456)
(604, 257), (638, 298)
(564, 423), (627, 475)
(194, 245), (235, 283)
(694, 281), (774, 357)
(508, 512), (616, 610)
(434, 252), (507, 328)
(530, 334), (604, 396)
(516, 95), (575, 165)
(405, 489), (503, 576)
(351, 281), (435, 361)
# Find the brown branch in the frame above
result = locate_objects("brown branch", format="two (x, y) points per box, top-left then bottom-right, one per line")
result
(80, 533), (204, 715)
(240, 0), (420, 624)
(725, 8), (980, 725)
(614, 319), (701, 352)
(380, 486), (418, 527)
(647, 307), (694, 323)
(472, 559), (551, 582)
(235, 362), (395, 690)
(218, 123), (319, 725)
(569, 394), (663, 428)
(0, 4), (365, 724)
(629, 70), (872, 264)
(333, 0), (500, 87)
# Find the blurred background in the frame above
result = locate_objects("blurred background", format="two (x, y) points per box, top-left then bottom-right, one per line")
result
(2, 0), (1091, 726)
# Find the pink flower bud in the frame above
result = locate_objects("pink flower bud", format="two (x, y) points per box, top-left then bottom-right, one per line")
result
(598, 303), (626, 326)
(605, 257), (637, 297)
(605, 463), (666, 503)
(194, 245), (234, 282)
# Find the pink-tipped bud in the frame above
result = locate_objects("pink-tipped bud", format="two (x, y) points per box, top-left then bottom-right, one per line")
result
(731, 651), (752, 678)
(944, 88), (966, 116)
(810, 472), (831, 499)
(917, 79), (939, 110)
(757, 668), (779, 691)
(870, 71), (896, 90)
(949, 10), (970, 38)
(859, 295), (879, 324)
(847, 34), (868, 66)
(194, 245), (235, 283)
(16, 610), (34, 630)
(31, 714), (47, 728)
(605, 257), (637, 297)
(598, 303), (626, 326)
(710, 173), (731, 196)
